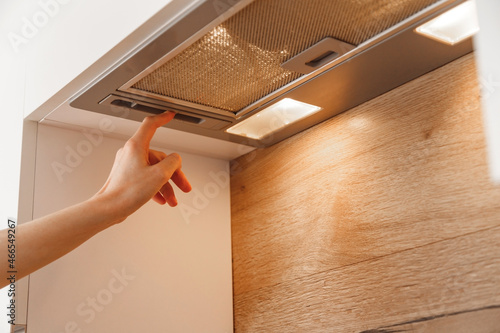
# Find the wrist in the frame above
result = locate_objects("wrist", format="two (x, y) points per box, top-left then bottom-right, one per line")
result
(86, 193), (127, 228)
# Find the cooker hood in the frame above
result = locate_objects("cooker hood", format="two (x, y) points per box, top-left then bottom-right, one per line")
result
(70, 0), (474, 148)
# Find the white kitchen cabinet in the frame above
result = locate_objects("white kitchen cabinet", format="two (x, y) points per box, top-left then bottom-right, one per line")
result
(27, 124), (234, 332)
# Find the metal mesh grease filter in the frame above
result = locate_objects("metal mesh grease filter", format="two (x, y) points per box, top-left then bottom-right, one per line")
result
(130, 0), (438, 113)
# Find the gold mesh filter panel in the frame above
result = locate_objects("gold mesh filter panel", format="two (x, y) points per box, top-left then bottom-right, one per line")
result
(130, 0), (439, 113)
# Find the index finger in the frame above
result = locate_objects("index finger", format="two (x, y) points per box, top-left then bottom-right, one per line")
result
(131, 111), (176, 149)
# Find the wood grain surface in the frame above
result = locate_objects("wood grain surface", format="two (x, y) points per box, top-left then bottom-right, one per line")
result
(230, 53), (500, 332)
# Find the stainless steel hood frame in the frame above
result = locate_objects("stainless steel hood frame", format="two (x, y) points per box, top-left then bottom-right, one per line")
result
(70, 0), (473, 148)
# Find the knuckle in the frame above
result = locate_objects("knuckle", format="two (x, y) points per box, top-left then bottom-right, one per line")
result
(169, 153), (182, 165)
(156, 168), (170, 182)
(124, 140), (138, 152)
(150, 150), (167, 163)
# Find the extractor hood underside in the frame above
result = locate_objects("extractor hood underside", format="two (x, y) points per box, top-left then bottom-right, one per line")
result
(70, 0), (473, 148)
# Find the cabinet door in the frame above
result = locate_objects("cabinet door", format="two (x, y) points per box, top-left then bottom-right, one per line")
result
(27, 124), (233, 332)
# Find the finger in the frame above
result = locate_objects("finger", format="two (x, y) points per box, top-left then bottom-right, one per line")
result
(154, 153), (192, 193)
(150, 150), (190, 200)
(149, 150), (177, 205)
(159, 182), (177, 207)
(171, 169), (192, 193)
(149, 150), (187, 189)
(148, 149), (167, 166)
(131, 111), (175, 150)
(151, 182), (177, 206)
(154, 153), (183, 179)
(152, 192), (167, 205)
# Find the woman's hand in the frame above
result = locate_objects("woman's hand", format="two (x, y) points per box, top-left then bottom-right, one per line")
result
(94, 111), (192, 223)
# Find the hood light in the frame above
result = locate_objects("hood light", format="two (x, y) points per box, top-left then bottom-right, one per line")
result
(226, 98), (322, 140)
(415, 0), (479, 45)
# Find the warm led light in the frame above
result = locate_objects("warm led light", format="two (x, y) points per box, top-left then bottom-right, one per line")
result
(226, 98), (322, 140)
(416, 0), (479, 45)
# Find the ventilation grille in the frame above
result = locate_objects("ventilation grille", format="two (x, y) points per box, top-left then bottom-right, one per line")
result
(129, 0), (439, 113)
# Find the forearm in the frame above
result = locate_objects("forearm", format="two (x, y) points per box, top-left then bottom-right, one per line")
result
(1, 194), (123, 288)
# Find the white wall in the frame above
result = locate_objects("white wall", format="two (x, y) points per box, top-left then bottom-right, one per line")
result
(27, 124), (233, 332)
(18, 0), (199, 118)
(0, 50), (24, 333)
(0, 2), (29, 331)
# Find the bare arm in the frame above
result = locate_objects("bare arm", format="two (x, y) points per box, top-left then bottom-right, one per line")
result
(1, 112), (191, 288)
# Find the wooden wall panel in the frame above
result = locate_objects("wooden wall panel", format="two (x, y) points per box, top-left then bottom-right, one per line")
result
(230, 54), (500, 332)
